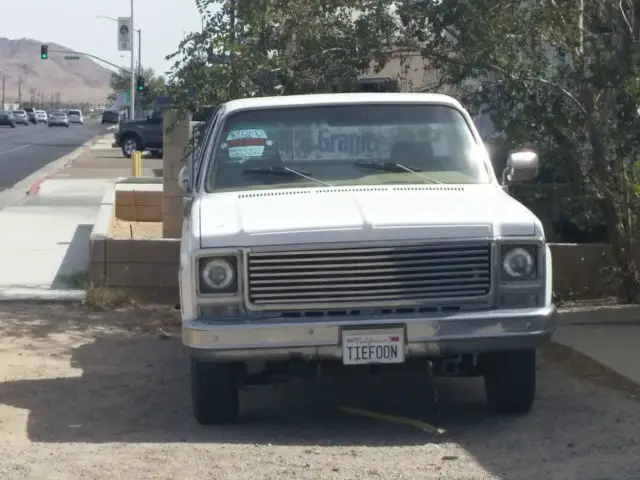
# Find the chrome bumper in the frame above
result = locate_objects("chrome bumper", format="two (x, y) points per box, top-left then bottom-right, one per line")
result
(183, 306), (557, 362)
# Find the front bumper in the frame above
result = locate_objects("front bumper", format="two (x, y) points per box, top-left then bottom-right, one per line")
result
(184, 305), (557, 362)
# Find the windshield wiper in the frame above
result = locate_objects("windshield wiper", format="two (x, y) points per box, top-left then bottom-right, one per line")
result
(353, 161), (442, 184)
(242, 166), (334, 187)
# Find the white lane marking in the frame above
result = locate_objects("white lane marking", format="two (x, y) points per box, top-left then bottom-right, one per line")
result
(0, 144), (34, 156)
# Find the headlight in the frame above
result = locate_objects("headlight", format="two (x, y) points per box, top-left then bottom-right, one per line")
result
(502, 247), (535, 279)
(199, 257), (237, 293)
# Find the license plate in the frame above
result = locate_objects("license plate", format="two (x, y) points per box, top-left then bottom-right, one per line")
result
(342, 329), (405, 365)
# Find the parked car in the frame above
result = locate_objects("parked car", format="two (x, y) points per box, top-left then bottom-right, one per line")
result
(0, 110), (16, 128)
(101, 109), (121, 125)
(114, 109), (163, 158)
(67, 109), (84, 125)
(35, 110), (48, 124)
(23, 107), (37, 124)
(11, 110), (29, 126)
(177, 93), (556, 425)
(48, 111), (69, 127)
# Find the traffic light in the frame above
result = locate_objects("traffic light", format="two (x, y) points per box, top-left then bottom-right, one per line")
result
(40, 44), (48, 60)
(136, 75), (145, 92)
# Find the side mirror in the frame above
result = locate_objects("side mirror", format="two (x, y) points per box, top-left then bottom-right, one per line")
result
(178, 165), (190, 193)
(502, 150), (539, 184)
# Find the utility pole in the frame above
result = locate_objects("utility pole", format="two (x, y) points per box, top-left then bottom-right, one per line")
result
(1, 75), (5, 109)
(129, 0), (136, 120)
(18, 78), (21, 106)
(137, 29), (142, 77)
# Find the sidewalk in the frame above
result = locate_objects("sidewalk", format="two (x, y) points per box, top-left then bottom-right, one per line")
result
(0, 137), (162, 300)
(553, 322), (640, 385)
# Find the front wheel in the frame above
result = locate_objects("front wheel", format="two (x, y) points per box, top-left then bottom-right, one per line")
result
(483, 349), (536, 414)
(121, 136), (141, 157)
(191, 359), (239, 425)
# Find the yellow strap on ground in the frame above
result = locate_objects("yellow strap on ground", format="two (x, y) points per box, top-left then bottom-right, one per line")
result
(339, 406), (446, 435)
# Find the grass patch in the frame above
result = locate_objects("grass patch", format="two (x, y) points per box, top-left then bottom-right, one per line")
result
(84, 284), (141, 310)
(56, 270), (89, 289)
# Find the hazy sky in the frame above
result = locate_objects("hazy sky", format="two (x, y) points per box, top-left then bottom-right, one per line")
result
(3, 0), (204, 76)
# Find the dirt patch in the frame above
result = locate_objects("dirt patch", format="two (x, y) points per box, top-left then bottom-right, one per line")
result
(1, 303), (640, 479)
(110, 217), (163, 238)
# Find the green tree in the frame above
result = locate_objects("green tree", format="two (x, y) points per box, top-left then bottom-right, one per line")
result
(402, 0), (640, 300)
(165, 0), (399, 114)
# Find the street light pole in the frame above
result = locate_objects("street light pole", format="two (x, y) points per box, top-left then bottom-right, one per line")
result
(137, 29), (142, 76)
(129, 0), (136, 120)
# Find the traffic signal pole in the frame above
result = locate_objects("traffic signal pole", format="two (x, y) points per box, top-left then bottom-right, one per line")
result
(41, 47), (135, 74)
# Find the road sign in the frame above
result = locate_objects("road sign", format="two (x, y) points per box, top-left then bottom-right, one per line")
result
(64, 55), (80, 60)
(117, 17), (132, 51)
(116, 92), (130, 108)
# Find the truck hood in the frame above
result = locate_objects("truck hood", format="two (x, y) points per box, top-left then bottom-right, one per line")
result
(119, 119), (148, 129)
(197, 185), (541, 248)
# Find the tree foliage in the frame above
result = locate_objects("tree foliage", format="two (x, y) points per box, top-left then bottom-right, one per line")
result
(165, 0), (399, 113)
(400, 0), (640, 300)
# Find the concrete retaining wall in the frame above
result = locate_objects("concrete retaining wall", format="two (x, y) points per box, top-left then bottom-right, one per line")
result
(89, 184), (180, 304)
(114, 183), (163, 222)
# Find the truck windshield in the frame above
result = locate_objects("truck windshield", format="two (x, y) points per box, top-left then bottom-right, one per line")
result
(205, 103), (492, 192)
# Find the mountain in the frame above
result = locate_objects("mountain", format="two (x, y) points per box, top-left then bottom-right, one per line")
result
(0, 38), (113, 105)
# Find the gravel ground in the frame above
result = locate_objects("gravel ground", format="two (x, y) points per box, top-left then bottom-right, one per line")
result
(0, 303), (639, 480)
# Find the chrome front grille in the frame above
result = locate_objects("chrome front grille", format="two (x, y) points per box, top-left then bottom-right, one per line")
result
(245, 242), (492, 308)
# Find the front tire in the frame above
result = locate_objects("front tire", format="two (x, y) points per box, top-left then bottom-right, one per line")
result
(483, 349), (536, 414)
(121, 135), (142, 158)
(191, 359), (239, 425)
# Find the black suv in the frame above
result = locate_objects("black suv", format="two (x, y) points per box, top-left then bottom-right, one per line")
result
(114, 109), (163, 158)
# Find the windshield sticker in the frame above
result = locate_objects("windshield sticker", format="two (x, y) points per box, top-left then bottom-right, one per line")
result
(222, 129), (272, 160)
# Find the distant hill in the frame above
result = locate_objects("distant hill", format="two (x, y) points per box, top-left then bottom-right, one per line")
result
(0, 38), (113, 105)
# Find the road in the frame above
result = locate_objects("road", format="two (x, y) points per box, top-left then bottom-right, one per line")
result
(0, 120), (109, 192)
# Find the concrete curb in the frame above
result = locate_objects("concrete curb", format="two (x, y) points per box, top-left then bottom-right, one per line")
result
(0, 288), (85, 303)
(91, 187), (116, 241)
(556, 304), (640, 325)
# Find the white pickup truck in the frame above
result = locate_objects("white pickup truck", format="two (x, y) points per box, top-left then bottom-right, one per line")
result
(178, 92), (556, 425)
